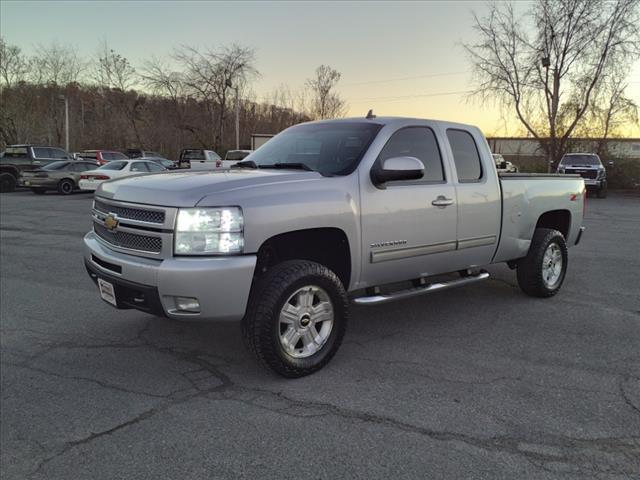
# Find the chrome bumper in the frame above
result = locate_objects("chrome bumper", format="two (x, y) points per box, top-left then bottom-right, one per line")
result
(84, 231), (256, 321)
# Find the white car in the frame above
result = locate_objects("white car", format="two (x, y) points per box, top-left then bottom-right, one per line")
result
(492, 153), (519, 173)
(78, 159), (166, 191)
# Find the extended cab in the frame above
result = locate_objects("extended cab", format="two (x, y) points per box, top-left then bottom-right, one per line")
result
(84, 117), (586, 377)
(1, 145), (74, 192)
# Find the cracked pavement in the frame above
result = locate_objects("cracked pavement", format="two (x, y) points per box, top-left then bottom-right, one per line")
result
(1, 190), (639, 479)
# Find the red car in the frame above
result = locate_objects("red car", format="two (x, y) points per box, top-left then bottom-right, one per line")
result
(79, 150), (129, 166)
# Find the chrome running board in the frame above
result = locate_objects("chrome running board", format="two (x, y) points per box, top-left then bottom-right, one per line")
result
(352, 272), (489, 305)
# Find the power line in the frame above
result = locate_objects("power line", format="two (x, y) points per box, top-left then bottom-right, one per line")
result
(343, 70), (469, 87)
(347, 89), (472, 104)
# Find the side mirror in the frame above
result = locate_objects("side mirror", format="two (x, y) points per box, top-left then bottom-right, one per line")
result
(371, 156), (424, 187)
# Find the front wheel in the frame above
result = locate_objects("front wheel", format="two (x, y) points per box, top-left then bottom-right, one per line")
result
(517, 228), (568, 298)
(0, 173), (17, 193)
(597, 183), (607, 198)
(242, 260), (348, 378)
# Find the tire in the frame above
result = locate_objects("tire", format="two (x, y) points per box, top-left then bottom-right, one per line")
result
(57, 178), (74, 195)
(0, 173), (17, 193)
(31, 188), (47, 194)
(517, 228), (568, 298)
(242, 260), (349, 378)
(597, 184), (607, 198)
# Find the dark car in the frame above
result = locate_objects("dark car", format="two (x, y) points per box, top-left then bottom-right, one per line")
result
(145, 157), (179, 170)
(0, 145), (74, 192)
(79, 150), (129, 166)
(124, 149), (166, 159)
(19, 160), (100, 195)
(557, 153), (609, 198)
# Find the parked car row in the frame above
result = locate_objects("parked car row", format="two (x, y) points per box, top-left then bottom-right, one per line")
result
(0, 144), (255, 193)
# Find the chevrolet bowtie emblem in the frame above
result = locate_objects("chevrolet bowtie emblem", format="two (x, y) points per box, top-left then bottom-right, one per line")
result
(104, 213), (119, 231)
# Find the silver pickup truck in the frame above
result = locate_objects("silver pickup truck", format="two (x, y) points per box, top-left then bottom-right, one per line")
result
(84, 116), (586, 377)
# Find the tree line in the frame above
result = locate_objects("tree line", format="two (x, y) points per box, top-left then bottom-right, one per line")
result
(465, 0), (640, 164)
(0, 38), (347, 157)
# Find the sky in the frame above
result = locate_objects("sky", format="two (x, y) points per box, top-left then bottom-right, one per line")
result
(2, 0), (639, 136)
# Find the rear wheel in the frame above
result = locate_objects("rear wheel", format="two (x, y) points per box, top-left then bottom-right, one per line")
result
(242, 260), (348, 378)
(0, 173), (17, 193)
(57, 178), (74, 195)
(517, 228), (568, 298)
(31, 188), (47, 194)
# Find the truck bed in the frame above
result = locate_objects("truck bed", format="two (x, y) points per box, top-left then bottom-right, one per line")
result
(493, 174), (585, 263)
(499, 173), (581, 179)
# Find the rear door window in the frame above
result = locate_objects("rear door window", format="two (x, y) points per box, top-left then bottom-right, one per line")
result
(50, 148), (70, 160)
(446, 129), (483, 182)
(32, 147), (51, 159)
(130, 162), (149, 172)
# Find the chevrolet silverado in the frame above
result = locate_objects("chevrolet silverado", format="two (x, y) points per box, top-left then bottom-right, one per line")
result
(84, 116), (586, 377)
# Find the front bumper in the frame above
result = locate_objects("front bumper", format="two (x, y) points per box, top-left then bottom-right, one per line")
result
(84, 232), (256, 321)
(583, 179), (603, 187)
(19, 178), (57, 188)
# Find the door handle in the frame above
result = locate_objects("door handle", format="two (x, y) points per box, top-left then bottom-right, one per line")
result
(432, 196), (454, 207)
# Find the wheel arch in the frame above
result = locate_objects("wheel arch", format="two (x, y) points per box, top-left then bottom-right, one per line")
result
(0, 165), (19, 178)
(255, 228), (352, 289)
(535, 209), (571, 239)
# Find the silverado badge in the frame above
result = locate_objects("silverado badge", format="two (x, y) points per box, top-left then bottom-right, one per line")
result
(104, 213), (119, 231)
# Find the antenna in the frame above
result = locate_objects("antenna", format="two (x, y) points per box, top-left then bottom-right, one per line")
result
(366, 109), (376, 119)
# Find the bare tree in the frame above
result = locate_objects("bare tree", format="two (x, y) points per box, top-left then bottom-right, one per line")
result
(583, 68), (639, 154)
(94, 41), (138, 91)
(0, 37), (28, 88)
(306, 65), (346, 120)
(93, 42), (144, 146)
(466, 0), (640, 166)
(174, 43), (258, 149)
(31, 41), (85, 85)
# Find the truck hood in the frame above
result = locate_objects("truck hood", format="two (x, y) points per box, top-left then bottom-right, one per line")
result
(96, 169), (324, 207)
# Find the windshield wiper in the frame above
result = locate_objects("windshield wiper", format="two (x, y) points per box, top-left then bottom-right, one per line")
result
(231, 160), (259, 169)
(260, 162), (314, 172)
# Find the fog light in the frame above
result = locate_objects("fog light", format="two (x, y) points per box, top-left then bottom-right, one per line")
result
(175, 297), (200, 313)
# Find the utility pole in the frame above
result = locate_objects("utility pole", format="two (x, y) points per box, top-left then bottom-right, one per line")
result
(226, 79), (240, 150)
(235, 86), (240, 150)
(58, 94), (69, 152)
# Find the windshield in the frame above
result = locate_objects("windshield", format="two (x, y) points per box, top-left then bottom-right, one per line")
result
(42, 161), (69, 171)
(98, 161), (127, 171)
(560, 154), (601, 166)
(247, 122), (382, 176)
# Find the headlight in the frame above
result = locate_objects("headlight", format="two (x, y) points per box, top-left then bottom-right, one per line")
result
(174, 207), (244, 255)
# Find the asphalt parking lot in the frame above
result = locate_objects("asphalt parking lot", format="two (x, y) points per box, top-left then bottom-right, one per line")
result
(1, 190), (639, 479)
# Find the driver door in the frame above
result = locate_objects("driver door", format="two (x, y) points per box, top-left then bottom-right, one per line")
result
(359, 126), (458, 287)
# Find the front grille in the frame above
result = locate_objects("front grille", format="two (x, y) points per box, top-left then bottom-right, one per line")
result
(94, 222), (162, 253)
(94, 199), (165, 224)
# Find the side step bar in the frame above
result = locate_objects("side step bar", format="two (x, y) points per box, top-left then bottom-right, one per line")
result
(352, 271), (489, 306)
